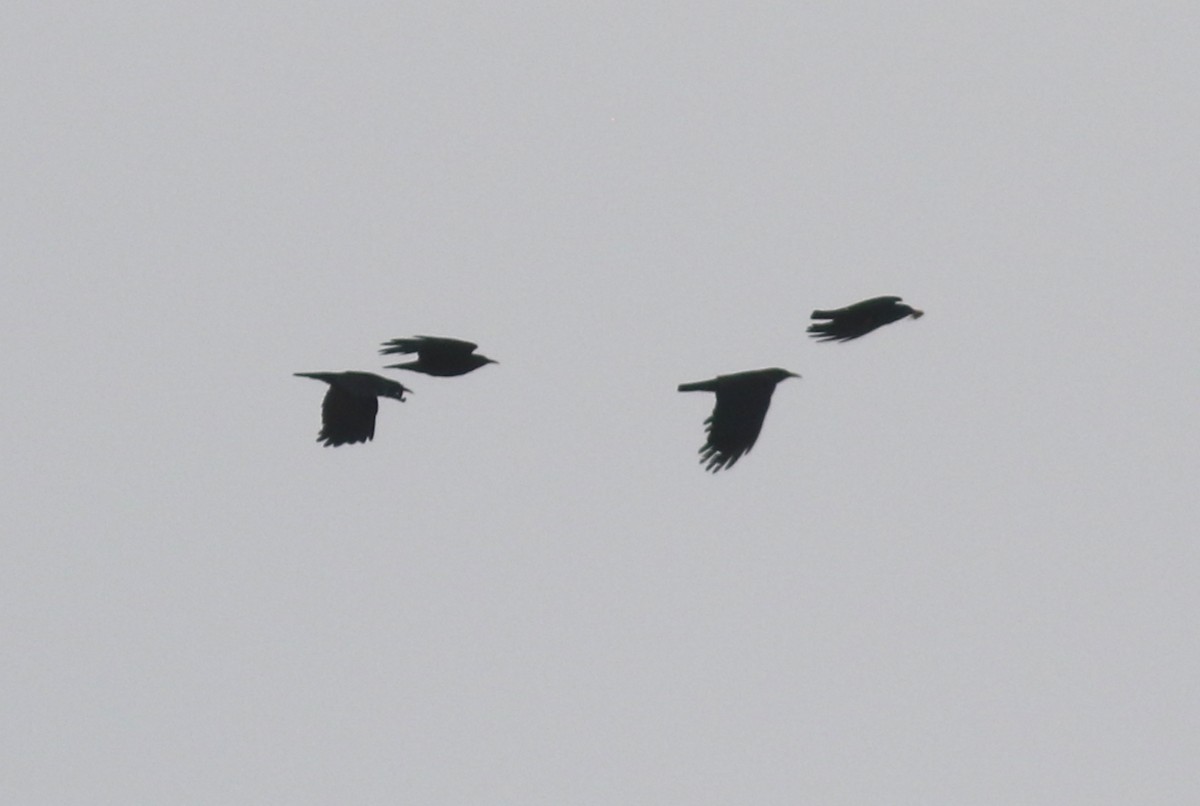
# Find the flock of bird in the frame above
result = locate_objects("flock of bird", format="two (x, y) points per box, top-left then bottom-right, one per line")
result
(295, 295), (923, 472)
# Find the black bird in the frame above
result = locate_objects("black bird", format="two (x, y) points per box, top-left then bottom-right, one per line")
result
(807, 296), (924, 342)
(677, 368), (800, 472)
(294, 371), (412, 447)
(380, 335), (497, 376)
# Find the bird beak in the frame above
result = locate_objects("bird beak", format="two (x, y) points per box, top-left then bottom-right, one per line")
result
(787, 371), (801, 379)
(910, 309), (925, 319)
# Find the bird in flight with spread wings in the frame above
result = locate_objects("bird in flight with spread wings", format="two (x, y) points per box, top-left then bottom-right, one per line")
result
(677, 367), (800, 472)
(807, 296), (923, 342)
(379, 335), (497, 376)
(294, 371), (412, 447)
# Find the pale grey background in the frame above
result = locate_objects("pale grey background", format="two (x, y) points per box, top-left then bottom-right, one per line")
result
(3, 3), (1198, 804)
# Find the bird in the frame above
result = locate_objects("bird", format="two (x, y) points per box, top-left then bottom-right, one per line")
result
(379, 335), (497, 376)
(677, 368), (800, 472)
(807, 296), (924, 342)
(294, 371), (412, 447)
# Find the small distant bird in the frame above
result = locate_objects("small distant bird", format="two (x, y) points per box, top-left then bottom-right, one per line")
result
(294, 371), (412, 447)
(677, 368), (800, 472)
(807, 296), (924, 342)
(379, 335), (497, 376)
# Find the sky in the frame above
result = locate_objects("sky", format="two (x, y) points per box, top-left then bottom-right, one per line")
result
(3, 3), (1198, 803)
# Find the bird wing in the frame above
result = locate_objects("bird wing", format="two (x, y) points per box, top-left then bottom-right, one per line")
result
(810, 296), (902, 319)
(318, 384), (379, 446)
(415, 335), (479, 352)
(700, 383), (777, 472)
(380, 335), (479, 356)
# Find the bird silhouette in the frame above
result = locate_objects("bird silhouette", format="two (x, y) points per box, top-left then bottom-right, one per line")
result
(678, 368), (799, 472)
(379, 336), (497, 376)
(807, 296), (923, 342)
(294, 371), (412, 446)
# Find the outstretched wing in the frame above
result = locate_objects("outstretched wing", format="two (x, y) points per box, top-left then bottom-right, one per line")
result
(317, 384), (379, 446)
(699, 383), (778, 472)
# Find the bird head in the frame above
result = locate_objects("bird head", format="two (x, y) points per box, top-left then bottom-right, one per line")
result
(382, 384), (412, 402)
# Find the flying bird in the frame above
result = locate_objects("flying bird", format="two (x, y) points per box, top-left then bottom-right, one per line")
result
(677, 368), (800, 472)
(379, 335), (497, 376)
(807, 296), (924, 342)
(294, 371), (412, 447)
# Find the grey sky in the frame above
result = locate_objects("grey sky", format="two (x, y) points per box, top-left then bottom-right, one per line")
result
(3, 3), (1198, 803)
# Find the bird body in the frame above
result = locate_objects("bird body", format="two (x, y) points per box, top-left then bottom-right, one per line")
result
(678, 367), (799, 472)
(380, 335), (496, 376)
(294, 371), (411, 446)
(807, 295), (923, 342)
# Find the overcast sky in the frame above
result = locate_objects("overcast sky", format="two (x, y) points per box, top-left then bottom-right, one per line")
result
(3, 3), (1198, 804)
